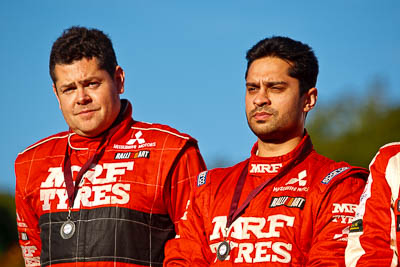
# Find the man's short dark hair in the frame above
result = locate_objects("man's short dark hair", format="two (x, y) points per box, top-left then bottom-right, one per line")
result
(245, 36), (319, 95)
(49, 26), (118, 83)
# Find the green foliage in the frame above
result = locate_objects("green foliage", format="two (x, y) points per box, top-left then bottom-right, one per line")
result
(0, 193), (18, 255)
(308, 80), (400, 168)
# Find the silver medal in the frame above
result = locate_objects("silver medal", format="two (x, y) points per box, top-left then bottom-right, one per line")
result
(217, 241), (230, 261)
(60, 220), (75, 239)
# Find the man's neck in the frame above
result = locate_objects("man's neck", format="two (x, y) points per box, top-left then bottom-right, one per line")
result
(257, 135), (303, 158)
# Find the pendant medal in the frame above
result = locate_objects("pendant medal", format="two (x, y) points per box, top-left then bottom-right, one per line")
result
(217, 241), (230, 261)
(60, 209), (75, 240)
(60, 220), (75, 239)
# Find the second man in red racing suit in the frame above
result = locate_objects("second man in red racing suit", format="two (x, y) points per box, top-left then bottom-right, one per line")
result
(165, 35), (369, 266)
(165, 133), (368, 266)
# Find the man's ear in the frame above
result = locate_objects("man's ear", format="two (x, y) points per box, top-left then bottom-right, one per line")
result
(304, 87), (317, 112)
(114, 66), (125, 94)
(53, 84), (61, 109)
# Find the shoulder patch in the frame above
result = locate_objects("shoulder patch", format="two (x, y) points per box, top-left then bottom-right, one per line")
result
(321, 167), (350, 184)
(197, 171), (208, 187)
(349, 219), (363, 233)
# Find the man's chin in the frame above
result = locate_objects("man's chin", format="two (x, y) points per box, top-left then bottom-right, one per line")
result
(72, 126), (103, 138)
(249, 126), (287, 144)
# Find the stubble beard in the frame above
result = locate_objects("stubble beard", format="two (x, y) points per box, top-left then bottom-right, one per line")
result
(247, 109), (293, 143)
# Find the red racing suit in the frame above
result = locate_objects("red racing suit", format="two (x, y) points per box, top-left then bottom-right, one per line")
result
(164, 134), (368, 266)
(345, 142), (400, 267)
(15, 100), (206, 267)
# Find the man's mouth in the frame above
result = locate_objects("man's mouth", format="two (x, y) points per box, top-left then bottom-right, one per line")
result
(253, 111), (271, 121)
(75, 108), (99, 116)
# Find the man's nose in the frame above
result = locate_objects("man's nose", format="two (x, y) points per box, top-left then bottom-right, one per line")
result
(76, 87), (92, 105)
(253, 87), (271, 106)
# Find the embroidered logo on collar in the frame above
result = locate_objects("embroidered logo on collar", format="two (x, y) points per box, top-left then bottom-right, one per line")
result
(126, 131), (145, 145)
(249, 163), (282, 174)
(285, 170), (307, 186)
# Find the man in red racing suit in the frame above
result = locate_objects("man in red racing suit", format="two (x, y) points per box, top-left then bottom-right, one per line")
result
(346, 142), (400, 266)
(165, 133), (367, 266)
(15, 100), (205, 267)
(164, 36), (368, 266)
(15, 26), (206, 267)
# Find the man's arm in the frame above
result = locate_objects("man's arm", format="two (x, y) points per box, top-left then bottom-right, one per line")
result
(305, 168), (368, 266)
(345, 144), (400, 267)
(164, 142), (206, 226)
(15, 181), (42, 267)
(164, 176), (212, 266)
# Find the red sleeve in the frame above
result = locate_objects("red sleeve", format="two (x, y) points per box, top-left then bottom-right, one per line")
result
(164, 173), (213, 266)
(305, 169), (368, 266)
(164, 142), (206, 226)
(346, 145), (400, 266)
(15, 160), (42, 267)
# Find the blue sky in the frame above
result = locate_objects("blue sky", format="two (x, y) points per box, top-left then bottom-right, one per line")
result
(1, 0), (399, 193)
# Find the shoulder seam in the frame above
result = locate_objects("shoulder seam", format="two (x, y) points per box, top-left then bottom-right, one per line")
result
(380, 142), (400, 149)
(131, 126), (190, 140)
(18, 134), (69, 155)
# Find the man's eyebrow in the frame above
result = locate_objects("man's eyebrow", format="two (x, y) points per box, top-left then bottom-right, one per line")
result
(246, 81), (288, 87)
(263, 81), (288, 86)
(58, 76), (99, 89)
(80, 76), (99, 83)
(245, 82), (259, 87)
(58, 82), (76, 90)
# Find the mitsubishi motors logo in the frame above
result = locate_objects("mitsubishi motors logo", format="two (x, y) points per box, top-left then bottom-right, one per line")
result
(285, 170), (307, 186)
(126, 131), (146, 145)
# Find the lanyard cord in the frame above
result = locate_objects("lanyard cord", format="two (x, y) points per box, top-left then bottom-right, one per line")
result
(63, 104), (126, 209)
(226, 139), (313, 231)
(63, 138), (107, 209)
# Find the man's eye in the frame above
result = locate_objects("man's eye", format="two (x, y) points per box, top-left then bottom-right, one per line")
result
(247, 87), (257, 92)
(62, 87), (75, 93)
(88, 82), (100, 88)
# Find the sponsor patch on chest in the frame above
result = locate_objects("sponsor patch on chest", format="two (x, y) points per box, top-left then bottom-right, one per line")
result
(269, 196), (306, 209)
(114, 150), (150, 159)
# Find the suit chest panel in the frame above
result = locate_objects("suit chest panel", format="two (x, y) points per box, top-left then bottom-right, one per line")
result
(205, 165), (321, 264)
(34, 145), (173, 216)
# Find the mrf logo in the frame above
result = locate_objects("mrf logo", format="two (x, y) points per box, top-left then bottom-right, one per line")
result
(39, 162), (134, 211)
(332, 203), (358, 224)
(249, 163), (282, 174)
(209, 215), (295, 263)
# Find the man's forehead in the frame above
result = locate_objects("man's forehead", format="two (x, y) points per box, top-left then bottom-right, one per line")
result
(54, 57), (102, 84)
(246, 57), (294, 82)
